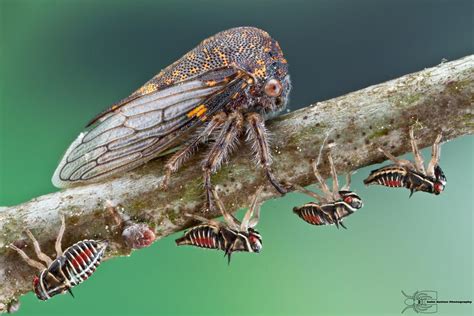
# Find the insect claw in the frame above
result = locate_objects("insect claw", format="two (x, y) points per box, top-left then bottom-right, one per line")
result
(409, 189), (415, 198)
(340, 221), (347, 229)
(265, 169), (287, 195)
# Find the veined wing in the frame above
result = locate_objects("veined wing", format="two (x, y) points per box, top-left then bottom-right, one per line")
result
(52, 68), (245, 188)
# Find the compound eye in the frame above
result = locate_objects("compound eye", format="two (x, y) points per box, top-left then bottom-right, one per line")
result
(434, 182), (444, 193)
(344, 196), (353, 204)
(264, 78), (282, 97)
(33, 275), (40, 288)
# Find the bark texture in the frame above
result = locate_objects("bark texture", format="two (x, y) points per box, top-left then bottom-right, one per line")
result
(0, 55), (472, 312)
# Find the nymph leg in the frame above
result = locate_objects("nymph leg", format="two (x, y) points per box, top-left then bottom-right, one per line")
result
(241, 186), (263, 230)
(55, 215), (66, 257)
(409, 127), (426, 174)
(377, 148), (415, 169)
(202, 112), (243, 212)
(311, 160), (333, 200)
(25, 229), (52, 266)
(211, 188), (241, 230)
(426, 134), (442, 177)
(245, 113), (287, 194)
(291, 183), (328, 203)
(341, 172), (352, 191)
(161, 112), (227, 189)
(183, 213), (221, 227)
(9, 244), (46, 271)
(327, 153), (340, 200)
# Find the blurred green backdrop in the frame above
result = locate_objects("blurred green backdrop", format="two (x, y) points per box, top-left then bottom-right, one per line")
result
(0, 0), (472, 315)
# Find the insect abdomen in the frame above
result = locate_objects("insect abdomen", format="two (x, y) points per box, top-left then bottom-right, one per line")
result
(363, 165), (408, 188)
(293, 203), (331, 226)
(62, 240), (107, 286)
(175, 225), (223, 250)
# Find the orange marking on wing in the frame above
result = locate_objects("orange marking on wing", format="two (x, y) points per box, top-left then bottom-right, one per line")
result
(206, 80), (218, 87)
(187, 105), (207, 118)
(195, 107), (207, 118)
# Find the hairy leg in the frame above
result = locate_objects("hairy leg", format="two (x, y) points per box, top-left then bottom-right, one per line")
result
(202, 112), (243, 212)
(161, 112), (227, 189)
(426, 133), (443, 177)
(245, 113), (287, 194)
(409, 127), (426, 174)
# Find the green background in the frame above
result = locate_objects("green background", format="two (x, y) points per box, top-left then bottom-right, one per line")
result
(0, 0), (472, 315)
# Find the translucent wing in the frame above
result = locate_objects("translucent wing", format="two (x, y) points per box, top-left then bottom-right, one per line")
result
(52, 67), (245, 188)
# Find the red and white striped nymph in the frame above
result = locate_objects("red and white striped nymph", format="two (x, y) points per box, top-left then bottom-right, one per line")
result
(9, 216), (107, 300)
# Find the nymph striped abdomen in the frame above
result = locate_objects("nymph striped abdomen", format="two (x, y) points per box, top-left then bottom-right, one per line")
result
(364, 165), (408, 188)
(176, 225), (223, 250)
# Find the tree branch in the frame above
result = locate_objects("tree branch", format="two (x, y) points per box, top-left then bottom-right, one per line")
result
(0, 55), (472, 312)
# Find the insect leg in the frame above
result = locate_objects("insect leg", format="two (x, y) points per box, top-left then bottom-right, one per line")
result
(211, 187), (241, 231)
(245, 113), (287, 194)
(25, 229), (53, 266)
(341, 172), (352, 191)
(9, 244), (46, 271)
(377, 148), (415, 169)
(426, 133), (442, 177)
(241, 186), (264, 230)
(202, 112), (243, 212)
(290, 183), (327, 203)
(55, 215), (66, 257)
(311, 159), (333, 201)
(409, 127), (426, 174)
(161, 112), (227, 189)
(328, 153), (340, 200)
(184, 212), (217, 225)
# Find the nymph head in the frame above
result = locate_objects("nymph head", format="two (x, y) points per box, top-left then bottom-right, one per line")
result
(433, 165), (447, 195)
(339, 191), (364, 210)
(247, 228), (263, 253)
(33, 264), (68, 301)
